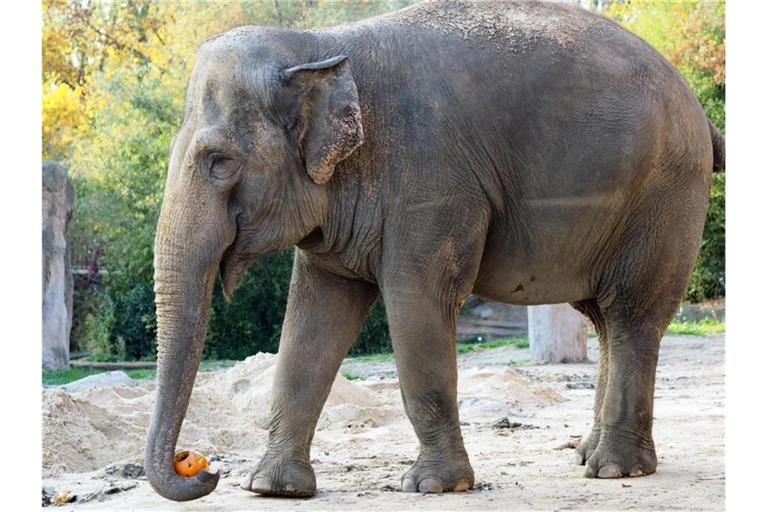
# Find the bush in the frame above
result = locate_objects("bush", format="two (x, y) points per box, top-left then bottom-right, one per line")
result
(62, 0), (723, 363)
(205, 251), (294, 360)
(351, 300), (392, 355)
(80, 291), (119, 361)
(62, 1), (406, 362)
(204, 250), (391, 359)
(687, 172), (725, 301)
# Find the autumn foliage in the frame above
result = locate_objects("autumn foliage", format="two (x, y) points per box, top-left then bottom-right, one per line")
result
(42, 1), (725, 360)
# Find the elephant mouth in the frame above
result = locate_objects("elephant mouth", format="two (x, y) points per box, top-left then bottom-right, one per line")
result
(219, 242), (248, 300)
(218, 209), (252, 299)
(295, 227), (324, 251)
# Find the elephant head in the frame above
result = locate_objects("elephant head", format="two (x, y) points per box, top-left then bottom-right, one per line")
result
(144, 34), (364, 501)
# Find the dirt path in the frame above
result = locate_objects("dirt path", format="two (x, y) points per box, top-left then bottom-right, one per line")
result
(43, 334), (724, 510)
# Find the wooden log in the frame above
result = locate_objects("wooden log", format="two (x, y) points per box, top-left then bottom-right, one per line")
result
(527, 304), (587, 363)
(70, 360), (157, 370)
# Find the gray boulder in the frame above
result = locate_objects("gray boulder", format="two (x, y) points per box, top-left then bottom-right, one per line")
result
(42, 161), (75, 371)
(59, 371), (137, 393)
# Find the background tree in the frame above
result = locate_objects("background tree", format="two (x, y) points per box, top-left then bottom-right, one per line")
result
(48, 0), (414, 361)
(44, 0), (724, 362)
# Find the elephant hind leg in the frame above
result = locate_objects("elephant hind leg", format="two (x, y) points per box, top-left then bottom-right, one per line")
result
(581, 157), (709, 478)
(570, 299), (608, 466)
(584, 314), (664, 479)
(582, 271), (688, 477)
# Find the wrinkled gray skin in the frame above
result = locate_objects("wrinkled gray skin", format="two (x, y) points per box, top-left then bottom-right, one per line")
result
(145, 0), (725, 502)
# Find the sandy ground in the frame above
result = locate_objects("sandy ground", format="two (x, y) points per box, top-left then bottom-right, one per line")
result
(42, 334), (724, 511)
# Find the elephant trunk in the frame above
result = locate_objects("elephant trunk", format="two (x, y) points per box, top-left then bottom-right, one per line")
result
(144, 227), (221, 501)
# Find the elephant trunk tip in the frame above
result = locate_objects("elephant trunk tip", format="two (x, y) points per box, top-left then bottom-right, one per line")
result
(145, 454), (220, 502)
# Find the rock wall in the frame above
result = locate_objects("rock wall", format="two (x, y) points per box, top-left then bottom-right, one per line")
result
(42, 161), (75, 371)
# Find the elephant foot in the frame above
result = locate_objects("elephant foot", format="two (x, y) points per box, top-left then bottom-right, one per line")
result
(584, 429), (657, 479)
(574, 428), (601, 465)
(240, 453), (316, 498)
(401, 450), (474, 493)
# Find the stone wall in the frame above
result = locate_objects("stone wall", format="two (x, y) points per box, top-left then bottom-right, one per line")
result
(42, 161), (75, 371)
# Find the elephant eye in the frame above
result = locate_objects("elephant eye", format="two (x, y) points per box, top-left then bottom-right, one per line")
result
(207, 153), (239, 181)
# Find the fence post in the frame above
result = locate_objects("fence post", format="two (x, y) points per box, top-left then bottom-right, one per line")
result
(528, 304), (588, 363)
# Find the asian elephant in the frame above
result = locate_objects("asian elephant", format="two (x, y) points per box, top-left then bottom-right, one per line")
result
(144, 0), (725, 502)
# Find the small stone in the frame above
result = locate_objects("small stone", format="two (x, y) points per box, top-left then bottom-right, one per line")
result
(454, 480), (471, 492)
(492, 417), (511, 429)
(120, 463), (145, 479)
(51, 493), (75, 505)
(566, 382), (595, 390)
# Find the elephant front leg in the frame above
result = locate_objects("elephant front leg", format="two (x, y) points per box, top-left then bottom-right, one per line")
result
(240, 251), (378, 497)
(383, 288), (474, 493)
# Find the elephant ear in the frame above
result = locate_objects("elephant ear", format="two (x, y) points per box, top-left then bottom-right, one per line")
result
(282, 55), (364, 185)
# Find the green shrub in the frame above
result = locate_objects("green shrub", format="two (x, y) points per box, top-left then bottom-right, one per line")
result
(63, 0), (723, 364)
(687, 172), (725, 301)
(80, 291), (119, 360)
(205, 249), (391, 359)
(205, 251), (294, 360)
(351, 299), (392, 355)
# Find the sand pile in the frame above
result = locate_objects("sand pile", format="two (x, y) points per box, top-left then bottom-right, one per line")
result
(42, 354), (560, 477)
(42, 387), (151, 476)
(456, 367), (564, 421)
(459, 367), (563, 405)
(42, 353), (391, 476)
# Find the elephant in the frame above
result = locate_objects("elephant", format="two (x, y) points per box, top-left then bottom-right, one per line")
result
(144, 0), (725, 502)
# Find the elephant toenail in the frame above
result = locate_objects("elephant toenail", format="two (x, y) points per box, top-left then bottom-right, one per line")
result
(248, 477), (272, 493)
(597, 464), (622, 478)
(284, 484), (296, 492)
(401, 478), (418, 493)
(630, 467), (645, 477)
(453, 480), (471, 492)
(418, 479), (443, 493)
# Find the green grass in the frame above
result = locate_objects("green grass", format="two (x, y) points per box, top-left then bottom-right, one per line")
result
(666, 318), (725, 336)
(456, 337), (528, 354)
(42, 367), (156, 386)
(344, 337), (529, 365)
(199, 360), (238, 371)
(588, 318), (725, 338)
(345, 352), (395, 364)
(342, 371), (365, 381)
(42, 359), (238, 386)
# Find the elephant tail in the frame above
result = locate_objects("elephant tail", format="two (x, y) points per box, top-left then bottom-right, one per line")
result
(708, 118), (725, 172)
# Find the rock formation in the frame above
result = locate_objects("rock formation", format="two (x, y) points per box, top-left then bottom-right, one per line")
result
(42, 161), (75, 371)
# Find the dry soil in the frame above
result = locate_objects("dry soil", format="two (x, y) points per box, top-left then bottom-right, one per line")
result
(41, 334), (724, 511)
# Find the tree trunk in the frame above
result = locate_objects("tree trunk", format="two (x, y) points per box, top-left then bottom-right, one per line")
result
(528, 304), (587, 364)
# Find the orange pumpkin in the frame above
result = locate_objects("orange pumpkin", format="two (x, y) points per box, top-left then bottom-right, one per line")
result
(174, 450), (209, 477)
